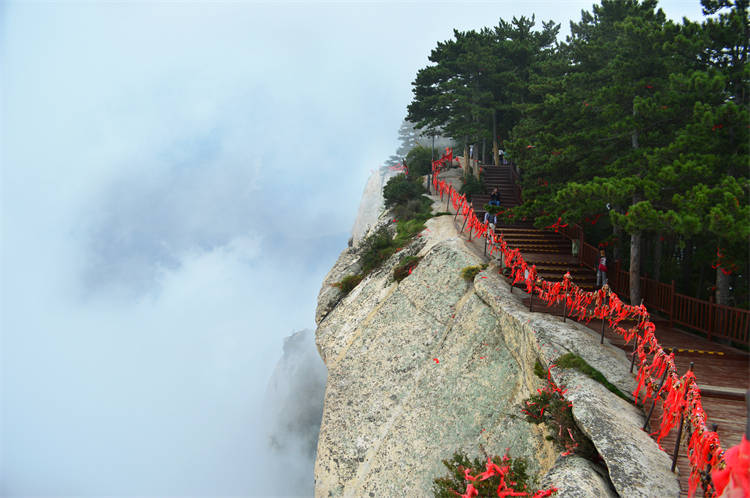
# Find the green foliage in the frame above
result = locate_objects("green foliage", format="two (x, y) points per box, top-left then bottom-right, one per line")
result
(483, 203), (504, 214)
(405, 145), (433, 178)
(406, 1), (749, 306)
(533, 359), (546, 379)
(522, 377), (597, 460)
(555, 353), (631, 402)
(359, 226), (398, 275)
(407, 17), (560, 162)
(394, 218), (427, 248)
(432, 450), (536, 498)
(392, 196), (432, 224)
(333, 274), (363, 296)
(384, 174), (426, 208)
(351, 217), (429, 284)
(459, 173), (485, 201)
(393, 255), (422, 282)
(461, 264), (488, 282)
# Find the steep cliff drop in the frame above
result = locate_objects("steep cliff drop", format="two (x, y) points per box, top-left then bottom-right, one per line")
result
(350, 167), (400, 248)
(262, 329), (327, 497)
(313, 184), (680, 497)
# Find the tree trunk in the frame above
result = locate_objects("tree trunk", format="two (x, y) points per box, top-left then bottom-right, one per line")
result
(492, 111), (499, 166)
(464, 137), (471, 175)
(630, 231), (642, 305)
(681, 238), (693, 293)
(482, 138), (486, 164)
(613, 224), (623, 261)
(653, 234), (663, 282)
(696, 262), (705, 299)
(715, 266), (730, 305)
(632, 101), (639, 149)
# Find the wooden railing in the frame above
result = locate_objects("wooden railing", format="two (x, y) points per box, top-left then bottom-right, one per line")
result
(507, 164), (523, 205)
(554, 222), (749, 346)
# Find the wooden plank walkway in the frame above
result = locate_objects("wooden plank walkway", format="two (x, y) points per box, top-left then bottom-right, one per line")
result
(519, 293), (748, 497)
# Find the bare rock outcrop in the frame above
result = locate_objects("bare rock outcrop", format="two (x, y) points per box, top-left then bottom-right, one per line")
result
(541, 456), (617, 497)
(313, 205), (680, 497)
(314, 219), (556, 496)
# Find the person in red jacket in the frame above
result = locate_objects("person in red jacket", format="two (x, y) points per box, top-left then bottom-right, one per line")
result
(597, 249), (608, 288)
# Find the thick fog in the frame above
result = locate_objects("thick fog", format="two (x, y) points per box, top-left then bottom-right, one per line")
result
(0, 1), (703, 496)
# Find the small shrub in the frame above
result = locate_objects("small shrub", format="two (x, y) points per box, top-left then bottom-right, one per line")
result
(461, 264), (488, 282)
(359, 226), (397, 274)
(393, 255), (422, 282)
(384, 174), (426, 207)
(459, 173), (485, 201)
(333, 274), (363, 295)
(483, 203), (504, 215)
(555, 353), (630, 402)
(394, 218), (427, 248)
(392, 196), (432, 222)
(534, 359), (546, 379)
(521, 372), (597, 460)
(405, 145), (433, 178)
(433, 450), (549, 498)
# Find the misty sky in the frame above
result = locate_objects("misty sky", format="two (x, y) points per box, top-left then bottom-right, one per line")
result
(1, 1), (704, 496)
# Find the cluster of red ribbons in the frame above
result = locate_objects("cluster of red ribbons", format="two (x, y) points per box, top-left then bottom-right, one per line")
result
(458, 453), (558, 498)
(520, 365), (579, 457)
(431, 167), (747, 497)
(389, 162), (408, 175)
(712, 247), (737, 276)
(431, 147), (454, 176)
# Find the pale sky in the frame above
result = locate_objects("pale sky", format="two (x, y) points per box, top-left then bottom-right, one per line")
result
(0, 1), (705, 496)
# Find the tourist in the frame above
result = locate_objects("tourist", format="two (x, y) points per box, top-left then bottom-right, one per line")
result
(597, 249), (608, 288)
(484, 210), (497, 237)
(484, 210), (497, 227)
(489, 187), (501, 207)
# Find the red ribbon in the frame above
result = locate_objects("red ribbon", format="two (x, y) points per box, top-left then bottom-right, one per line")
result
(431, 159), (728, 497)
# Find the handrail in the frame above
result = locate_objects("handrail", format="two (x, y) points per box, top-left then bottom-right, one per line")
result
(432, 170), (733, 498)
(548, 219), (748, 345)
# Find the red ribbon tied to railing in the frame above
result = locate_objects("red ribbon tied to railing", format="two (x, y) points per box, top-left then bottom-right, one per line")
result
(429, 160), (736, 497)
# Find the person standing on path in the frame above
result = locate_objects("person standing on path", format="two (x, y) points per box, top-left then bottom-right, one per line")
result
(597, 249), (608, 288)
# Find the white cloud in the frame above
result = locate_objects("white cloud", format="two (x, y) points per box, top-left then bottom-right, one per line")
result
(0, 0), (707, 495)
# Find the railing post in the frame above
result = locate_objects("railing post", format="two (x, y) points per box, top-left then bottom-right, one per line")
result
(708, 296), (714, 341)
(643, 364), (671, 430)
(600, 315), (606, 345)
(529, 280), (534, 312)
(669, 280), (675, 328)
(629, 335), (639, 373)
(671, 362), (694, 472)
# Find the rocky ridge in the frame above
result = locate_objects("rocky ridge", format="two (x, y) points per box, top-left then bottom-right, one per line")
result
(313, 193), (680, 497)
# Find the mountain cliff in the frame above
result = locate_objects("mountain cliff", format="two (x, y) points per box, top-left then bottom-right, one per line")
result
(312, 178), (680, 497)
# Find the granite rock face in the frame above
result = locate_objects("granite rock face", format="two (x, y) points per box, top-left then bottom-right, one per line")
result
(561, 371), (678, 498)
(314, 208), (680, 497)
(474, 270), (679, 498)
(541, 456), (617, 498)
(315, 220), (556, 497)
